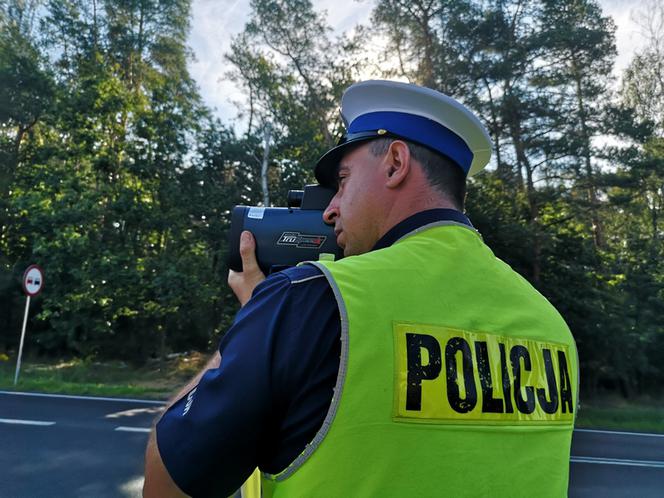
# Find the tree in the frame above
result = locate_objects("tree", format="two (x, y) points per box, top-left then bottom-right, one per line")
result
(536, 0), (617, 249)
(0, 0), (225, 361)
(372, 0), (477, 95)
(225, 0), (363, 206)
(369, 0), (661, 398)
(599, 6), (664, 393)
(621, 1), (664, 134)
(0, 1), (55, 242)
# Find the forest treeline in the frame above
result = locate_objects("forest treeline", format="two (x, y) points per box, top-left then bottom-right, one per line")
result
(0, 0), (662, 398)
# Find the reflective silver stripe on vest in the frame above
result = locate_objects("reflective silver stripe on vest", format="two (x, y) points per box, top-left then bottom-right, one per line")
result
(263, 260), (350, 482)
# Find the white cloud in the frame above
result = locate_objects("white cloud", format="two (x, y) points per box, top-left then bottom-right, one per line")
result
(600, 0), (650, 77)
(187, 0), (377, 124)
(188, 0), (253, 123)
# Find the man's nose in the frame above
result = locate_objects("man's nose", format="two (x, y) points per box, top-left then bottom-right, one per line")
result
(323, 198), (338, 225)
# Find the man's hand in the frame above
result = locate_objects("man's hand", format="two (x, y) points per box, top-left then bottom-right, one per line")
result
(228, 230), (266, 306)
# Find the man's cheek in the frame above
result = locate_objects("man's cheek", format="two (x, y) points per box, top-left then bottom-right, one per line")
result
(337, 232), (347, 250)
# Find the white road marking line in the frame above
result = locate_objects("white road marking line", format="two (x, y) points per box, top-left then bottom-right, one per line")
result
(115, 426), (152, 433)
(0, 418), (55, 426)
(0, 390), (165, 405)
(571, 456), (664, 468)
(105, 406), (163, 419)
(575, 428), (664, 439)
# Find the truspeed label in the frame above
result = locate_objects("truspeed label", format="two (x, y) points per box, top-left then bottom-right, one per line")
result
(277, 232), (327, 249)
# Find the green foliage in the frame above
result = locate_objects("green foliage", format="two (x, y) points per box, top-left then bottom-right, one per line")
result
(375, 0), (663, 398)
(576, 398), (664, 433)
(0, 0), (662, 402)
(620, 3), (664, 134)
(0, 0), (236, 362)
(224, 0), (366, 205)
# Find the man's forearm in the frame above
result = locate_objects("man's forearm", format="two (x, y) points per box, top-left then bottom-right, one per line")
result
(144, 431), (189, 497)
(143, 351), (221, 498)
(144, 229), (262, 496)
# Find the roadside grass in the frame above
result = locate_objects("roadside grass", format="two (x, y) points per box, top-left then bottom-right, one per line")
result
(0, 353), (208, 400)
(576, 396), (664, 434)
(2, 354), (663, 434)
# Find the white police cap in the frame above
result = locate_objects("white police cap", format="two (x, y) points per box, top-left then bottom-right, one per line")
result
(315, 80), (492, 188)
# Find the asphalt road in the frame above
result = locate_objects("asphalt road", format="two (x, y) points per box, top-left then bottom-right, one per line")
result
(0, 390), (162, 498)
(1, 391), (663, 497)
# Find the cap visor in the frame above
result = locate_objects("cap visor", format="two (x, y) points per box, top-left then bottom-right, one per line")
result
(314, 133), (384, 188)
(315, 145), (345, 188)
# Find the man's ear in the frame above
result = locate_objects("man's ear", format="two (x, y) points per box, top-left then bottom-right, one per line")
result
(384, 140), (411, 188)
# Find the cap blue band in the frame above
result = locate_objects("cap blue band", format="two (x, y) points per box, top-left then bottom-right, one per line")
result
(347, 111), (473, 174)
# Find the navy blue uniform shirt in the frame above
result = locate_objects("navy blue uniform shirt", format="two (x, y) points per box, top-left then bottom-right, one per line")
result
(156, 209), (473, 497)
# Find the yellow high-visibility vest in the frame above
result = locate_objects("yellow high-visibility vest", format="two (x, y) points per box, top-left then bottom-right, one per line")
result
(258, 222), (578, 498)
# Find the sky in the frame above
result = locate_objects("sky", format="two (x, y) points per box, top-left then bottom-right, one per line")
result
(187, 0), (374, 125)
(187, 0), (653, 125)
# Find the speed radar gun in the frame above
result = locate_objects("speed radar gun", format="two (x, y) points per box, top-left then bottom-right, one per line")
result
(228, 185), (343, 275)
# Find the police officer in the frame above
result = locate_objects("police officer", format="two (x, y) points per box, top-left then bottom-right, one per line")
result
(144, 80), (579, 498)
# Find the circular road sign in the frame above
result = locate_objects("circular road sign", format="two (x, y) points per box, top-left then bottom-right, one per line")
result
(22, 265), (44, 297)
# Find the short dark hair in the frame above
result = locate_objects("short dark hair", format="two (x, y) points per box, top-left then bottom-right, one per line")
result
(368, 138), (466, 210)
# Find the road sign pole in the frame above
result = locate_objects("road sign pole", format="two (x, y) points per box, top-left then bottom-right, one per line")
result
(14, 295), (31, 386)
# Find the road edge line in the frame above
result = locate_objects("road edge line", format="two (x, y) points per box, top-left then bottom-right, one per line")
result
(0, 417), (55, 426)
(575, 428), (664, 438)
(0, 390), (166, 405)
